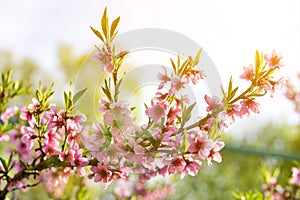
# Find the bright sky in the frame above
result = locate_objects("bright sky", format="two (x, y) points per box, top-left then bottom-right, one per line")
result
(0, 0), (299, 136)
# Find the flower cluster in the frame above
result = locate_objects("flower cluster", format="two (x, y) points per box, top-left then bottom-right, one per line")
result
(85, 8), (286, 192)
(261, 167), (300, 200)
(0, 7), (287, 200)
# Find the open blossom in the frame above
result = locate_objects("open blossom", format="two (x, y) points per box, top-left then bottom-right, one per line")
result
(43, 105), (67, 129)
(240, 64), (254, 81)
(59, 143), (89, 168)
(157, 67), (170, 89)
(42, 128), (61, 156)
(1, 106), (18, 123)
(20, 106), (36, 128)
(103, 101), (135, 137)
(167, 101), (181, 124)
(169, 76), (186, 95)
(224, 104), (241, 124)
(145, 100), (168, 123)
(163, 155), (186, 176)
(264, 50), (284, 68)
(188, 131), (214, 160)
(204, 95), (224, 113)
(0, 133), (9, 142)
(207, 141), (225, 166)
(20, 126), (37, 149)
(90, 163), (116, 189)
(240, 99), (260, 116)
(290, 167), (300, 186)
(182, 154), (202, 177)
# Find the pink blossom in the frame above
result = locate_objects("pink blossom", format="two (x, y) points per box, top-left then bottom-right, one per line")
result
(240, 99), (260, 116)
(169, 76), (186, 95)
(185, 69), (205, 85)
(20, 106), (36, 128)
(17, 141), (33, 162)
(188, 131), (214, 159)
(42, 167), (74, 198)
(59, 143), (89, 168)
(167, 101), (181, 124)
(145, 100), (168, 123)
(166, 156), (186, 175)
(98, 98), (110, 112)
(90, 163), (114, 189)
(240, 64), (254, 81)
(182, 154), (202, 177)
(290, 167), (300, 186)
(42, 128), (61, 156)
(264, 50), (284, 68)
(103, 101), (135, 137)
(43, 105), (66, 129)
(269, 78), (286, 97)
(28, 98), (40, 110)
(224, 104), (241, 124)
(92, 144), (122, 165)
(94, 48), (115, 73)
(207, 141), (225, 166)
(7, 180), (23, 192)
(1, 106), (18, 123)
(262, 177), (284, 200)
(114, 178), (134, 198)
(0, 133), (9, 142)
(157, 67), (170, 89)
(20, 126), (37, 149)
(204, 95), (224, 113)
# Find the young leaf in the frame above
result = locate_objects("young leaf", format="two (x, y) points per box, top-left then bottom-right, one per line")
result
(230, 87), (239, 100)
(101, 7), (109, 40)
(227, 76), (233, 96)
(255, 50), (261, 74)
(179, 129), (189, 153)
(182, 102), (196, 124)
(170, 58), (177, 73)
(73, 87), (88, 105)
(64, 91), (69, 108)
(110, 16), (120, 38)
(0, 157), (7, 171)
(90, 26), (105, 42)
(192, 48), (203, 66)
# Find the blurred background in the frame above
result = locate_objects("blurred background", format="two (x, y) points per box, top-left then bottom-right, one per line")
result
(0, 0), (300, 199)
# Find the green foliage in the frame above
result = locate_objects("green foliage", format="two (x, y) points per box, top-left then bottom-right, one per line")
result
(0, 70), (30, 111)
(232, 190), (264, 200)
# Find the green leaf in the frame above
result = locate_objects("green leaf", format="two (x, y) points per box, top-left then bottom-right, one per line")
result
(64, 91), (69, 108)
(90, 26), (105, 42)
(182, 102), (196, 124)
(7, 151), (13, 167)
(0, 157), (7, 171)
(110, 16), (120, 39)
(179, 129), (189, 153)
(73, 87), (88, 105)
(230, 87), (239, 99)
(183, 129), (189, 152)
